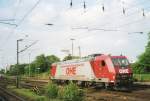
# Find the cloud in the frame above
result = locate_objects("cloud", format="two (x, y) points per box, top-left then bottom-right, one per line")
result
(114, 39), (128, 47)
(27, 2), (56, 26)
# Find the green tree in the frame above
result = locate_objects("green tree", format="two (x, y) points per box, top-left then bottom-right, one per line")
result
(132, 32), (150, 73)
(33, 54), (60, 73)
(18, 64), (27, 75)
(0, 69), (5, 74)
(24, 63), (36, 76)
(6, 54), (60, 76)
(9, 65), (18, 75)
(63, 54), (80, 61)
(34, 54), (48, 73)
(46, 55), (60, 69)
(8, 64), (27, 75)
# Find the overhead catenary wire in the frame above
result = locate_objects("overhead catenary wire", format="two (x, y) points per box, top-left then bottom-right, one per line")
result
(90, 3), (150, 31)
(48, 0), (149, 31)
(0, 0), (21, 49)
(115, 8), (150, 28)
(70, 10), (149, 40)
(116, 17), (148, 28)
(99, 0), (149, 19)
(0, 0), (42, 48)
(0, 0), (20, 24)
(0, 19), (15, 21)
(0, 0), (42, 67)
(71, 0), (150, 35)
(65, 0), (150, 35)
(96, 1), (150, 28)
(0, 0), (149, 60)
(74, 23), (149, 40)
(120, 0), (149, 14)
(69, 26), (147, 43)
(19, 40), (38, 53)
(72, 15), (149, 33)
(103, 9), (150, 29)
(13, 0), (22, 20)
(0, 22), (18, 26)
(96, 0), (149, 14)
(17, 0), (42, 26)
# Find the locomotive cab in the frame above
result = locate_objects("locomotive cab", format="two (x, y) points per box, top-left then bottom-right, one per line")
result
(93, 55), (133, 89)
(111, 56), (133, 88)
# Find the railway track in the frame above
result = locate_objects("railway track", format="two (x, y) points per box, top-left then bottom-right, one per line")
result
(0, 87), (25, 101)
(0, 78), (47, 101)
(86, 84), (150, 101)
(20, 80), (47, 89)
(1, 77), (150, 101)
(2, 77), (49, 89)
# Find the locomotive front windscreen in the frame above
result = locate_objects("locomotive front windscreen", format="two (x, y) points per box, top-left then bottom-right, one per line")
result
(111, 58), (129, 68)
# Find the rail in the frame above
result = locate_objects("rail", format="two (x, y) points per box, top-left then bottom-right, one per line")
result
(0, 87), (26, 101)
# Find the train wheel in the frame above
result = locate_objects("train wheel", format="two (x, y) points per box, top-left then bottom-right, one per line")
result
(77, 81), (85, 87)
(104, 83), (113, 90)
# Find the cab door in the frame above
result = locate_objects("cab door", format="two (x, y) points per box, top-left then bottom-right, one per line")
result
(93, 59), (106, 78)
(99, 60), (107, 78)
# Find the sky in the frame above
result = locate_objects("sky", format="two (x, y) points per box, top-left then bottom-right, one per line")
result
(0, 0), (150, 69)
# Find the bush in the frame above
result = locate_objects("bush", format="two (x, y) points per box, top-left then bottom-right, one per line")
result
(60, 82), (84, 101)
(133, 74), (150, 82)
(45, 82), (59, 99)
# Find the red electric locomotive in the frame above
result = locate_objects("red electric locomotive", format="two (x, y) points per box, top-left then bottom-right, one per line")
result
(50, 54), (133, 90)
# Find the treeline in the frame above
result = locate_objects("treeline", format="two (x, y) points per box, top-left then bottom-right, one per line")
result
(131, 32), (150, 74)
(6, 54), (60, 76)
(5, 54), (79, 76)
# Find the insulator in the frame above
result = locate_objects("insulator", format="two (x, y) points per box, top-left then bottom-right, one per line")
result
(70, 0), (72, 8)
(123, 7), (125, 15)
(102, 4), (105, 12)
(84, 1), (86, 9)
(142, 9), (145, 17)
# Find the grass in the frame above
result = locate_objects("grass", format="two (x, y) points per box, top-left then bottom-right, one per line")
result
(133, 74), (150, 82)
(45, 82), (59, 99)
(59, 82), (84, 101)
(8, 86), (46, 101)
(21, 72), (50, 80)
(7, 85), (62, 101)
(38, 72), (49, 79)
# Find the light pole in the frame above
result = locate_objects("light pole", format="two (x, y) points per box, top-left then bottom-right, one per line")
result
(70, 38), (75, 56)
(17, 39), (23, 64)
(28, 53), (31, 77)
(27, 48), (38, 77)
(16, 39), (23, 88)
(78, 46), (81, 58)
(16, 37), (37, 88)
(0, 50), (4, 72)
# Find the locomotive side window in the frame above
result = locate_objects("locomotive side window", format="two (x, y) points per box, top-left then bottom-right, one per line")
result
(101, 60), (106, 67)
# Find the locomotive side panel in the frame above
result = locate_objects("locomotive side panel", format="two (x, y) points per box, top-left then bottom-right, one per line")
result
(53, 61), (95, 81)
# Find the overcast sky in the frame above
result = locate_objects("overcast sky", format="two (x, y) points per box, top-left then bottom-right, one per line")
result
(0, 0), (150, 69)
